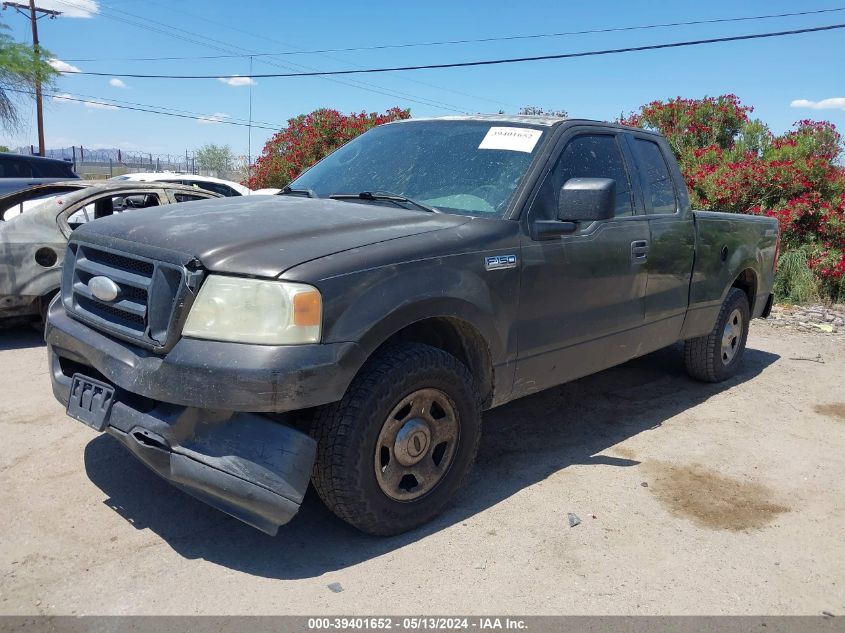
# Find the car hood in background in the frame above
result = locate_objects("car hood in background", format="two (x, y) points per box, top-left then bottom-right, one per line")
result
(71, 195), (471, 278)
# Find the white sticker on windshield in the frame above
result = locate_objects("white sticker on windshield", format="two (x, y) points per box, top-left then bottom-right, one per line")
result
(478, 127), (543, 153)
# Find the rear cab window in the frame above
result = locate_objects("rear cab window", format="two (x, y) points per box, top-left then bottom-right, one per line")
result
(632, 138), (678, 214)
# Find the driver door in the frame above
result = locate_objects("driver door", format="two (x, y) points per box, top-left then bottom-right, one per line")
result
(513, 128), (650, 397)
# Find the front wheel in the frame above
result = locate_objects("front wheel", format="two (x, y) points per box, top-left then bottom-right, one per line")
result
(684, 287), (750, 382)
(310, 343), (481, 535)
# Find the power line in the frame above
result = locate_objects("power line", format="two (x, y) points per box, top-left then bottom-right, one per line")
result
(59, 6), (845, 62)
(8, 88), (284, 130)
(137, 0), (510, 109)
(58, 23), (845, 80)
(52, 0), (474, 113)
(46, 89), (284, 128)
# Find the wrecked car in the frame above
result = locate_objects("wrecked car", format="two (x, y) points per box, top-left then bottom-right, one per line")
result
(1, 181), (220, 325)
(46, 116), (778, 536)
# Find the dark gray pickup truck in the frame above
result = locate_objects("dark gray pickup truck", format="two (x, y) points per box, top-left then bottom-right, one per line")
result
(46, 115), (778, 536)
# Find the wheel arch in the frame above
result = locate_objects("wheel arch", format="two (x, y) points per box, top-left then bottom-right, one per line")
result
(730, 267), (758, 313)
(351, 302), (499, 410)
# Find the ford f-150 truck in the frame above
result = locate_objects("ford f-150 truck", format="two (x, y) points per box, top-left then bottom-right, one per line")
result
(46, 115), (779, 536)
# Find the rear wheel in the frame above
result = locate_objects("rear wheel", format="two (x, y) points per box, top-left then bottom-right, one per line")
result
(684, 288), (750, 382)
(311, 343), (481, 535)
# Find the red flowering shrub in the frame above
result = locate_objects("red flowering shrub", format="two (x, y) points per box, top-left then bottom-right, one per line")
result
(246, 107), (410, 190)
(622, 95), (845, 301)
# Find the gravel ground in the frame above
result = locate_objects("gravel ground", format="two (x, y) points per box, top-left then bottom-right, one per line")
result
(0, 319), (843, 616)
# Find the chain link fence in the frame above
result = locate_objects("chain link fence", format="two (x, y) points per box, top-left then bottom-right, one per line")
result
(12, 146), (247, 183)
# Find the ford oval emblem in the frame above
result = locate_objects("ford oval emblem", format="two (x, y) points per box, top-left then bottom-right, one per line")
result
(88, 276), (121, 302)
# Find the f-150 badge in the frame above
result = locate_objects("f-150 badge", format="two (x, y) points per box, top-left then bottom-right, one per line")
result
(485, 255), (517, 271)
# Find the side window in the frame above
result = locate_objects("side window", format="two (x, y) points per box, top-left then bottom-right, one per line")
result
(536, 134), (634, 219)
(32, 160), (75, 178)
(634, 139), (677, 214)
(0, 157), (31, 178)
(173, 192), (209, 202)
(66, 193), (161, 229)
(190, 181), (238, 197)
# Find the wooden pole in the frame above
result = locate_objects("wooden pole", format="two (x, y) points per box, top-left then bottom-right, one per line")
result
(27, 0), (45, 155)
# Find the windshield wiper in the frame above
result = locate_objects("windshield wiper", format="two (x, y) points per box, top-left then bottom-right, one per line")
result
(329, 191), (439, 213)
(278, 186), (317, 198)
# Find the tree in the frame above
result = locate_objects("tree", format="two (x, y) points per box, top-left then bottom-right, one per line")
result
(195, 143), (234, 176)
(0, 22), (58, 132)
(246, 107), (411, 190)
(621, 95), (845, 302)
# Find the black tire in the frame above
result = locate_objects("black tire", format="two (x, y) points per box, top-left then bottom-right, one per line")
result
(311, 342), (482, 535)
(32, 290), (58, 332)
(684, 288), (751, 383)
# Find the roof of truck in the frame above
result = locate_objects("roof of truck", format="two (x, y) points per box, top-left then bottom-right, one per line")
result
(390, 115), (662, 137)
(391, 114), (568, 127)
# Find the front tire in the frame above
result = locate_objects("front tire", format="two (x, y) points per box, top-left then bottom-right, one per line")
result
(311, 343), (481, 535)
(684, 288), (750, 383)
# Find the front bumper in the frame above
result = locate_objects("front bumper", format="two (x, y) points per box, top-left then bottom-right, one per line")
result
(46, 298), (364, 412)
(72, 394), (316, 534)
(46, 299), (361, 534)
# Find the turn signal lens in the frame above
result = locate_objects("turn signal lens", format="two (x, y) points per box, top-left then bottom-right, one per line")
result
(293, 289), (322, 327)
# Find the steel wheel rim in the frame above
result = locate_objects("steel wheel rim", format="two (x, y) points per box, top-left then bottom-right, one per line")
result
(374, 388), (460, 502)
(721, 308), (743, 365)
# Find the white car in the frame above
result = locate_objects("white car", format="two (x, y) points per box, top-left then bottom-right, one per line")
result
(250, 188), (281, 195)
(110, 172), (251, 197)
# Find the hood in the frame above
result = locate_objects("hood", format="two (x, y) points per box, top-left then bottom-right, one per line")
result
(71, 195), (471, 278)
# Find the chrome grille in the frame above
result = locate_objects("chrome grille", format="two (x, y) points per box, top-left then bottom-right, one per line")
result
(62, 241), (190, 350)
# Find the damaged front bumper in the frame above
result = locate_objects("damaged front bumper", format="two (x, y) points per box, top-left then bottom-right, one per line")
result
(45, 299), (336, 535)
(65, 387), (315, 535)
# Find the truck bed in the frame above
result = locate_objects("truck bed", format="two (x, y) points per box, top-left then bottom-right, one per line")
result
(682, 210), (779, 339)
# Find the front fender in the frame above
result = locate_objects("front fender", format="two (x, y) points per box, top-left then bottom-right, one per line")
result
(324, 265), (507, 361)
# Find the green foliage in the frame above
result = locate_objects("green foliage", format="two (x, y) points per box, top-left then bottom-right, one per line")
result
(0, 21), (58, 132)
(195, 143), (233, 175)
(772, 248), (819, 304)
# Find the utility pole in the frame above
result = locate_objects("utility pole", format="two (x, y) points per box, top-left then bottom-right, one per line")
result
(247, 55), (253, 182)
(2, 1), (61, 156)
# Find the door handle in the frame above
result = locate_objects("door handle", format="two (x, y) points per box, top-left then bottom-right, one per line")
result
(631, 240), (649, 261)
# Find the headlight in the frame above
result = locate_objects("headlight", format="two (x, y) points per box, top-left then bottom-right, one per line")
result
(182, 275), (321, 345)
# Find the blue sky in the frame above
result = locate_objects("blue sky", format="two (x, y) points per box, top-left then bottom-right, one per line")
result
(3, 0), (845, 160)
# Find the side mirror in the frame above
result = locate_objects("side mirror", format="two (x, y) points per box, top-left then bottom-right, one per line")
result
(558, 178), (616, 222)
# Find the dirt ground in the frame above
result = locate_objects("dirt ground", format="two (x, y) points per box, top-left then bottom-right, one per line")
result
(0, 320), (843, 616)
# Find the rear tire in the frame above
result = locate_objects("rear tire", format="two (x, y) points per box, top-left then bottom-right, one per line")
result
(310, 343), (481, 535)
(684, 287), (750, 383)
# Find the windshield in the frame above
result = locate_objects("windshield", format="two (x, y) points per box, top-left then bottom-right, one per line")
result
(289, 120), (545, 217)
